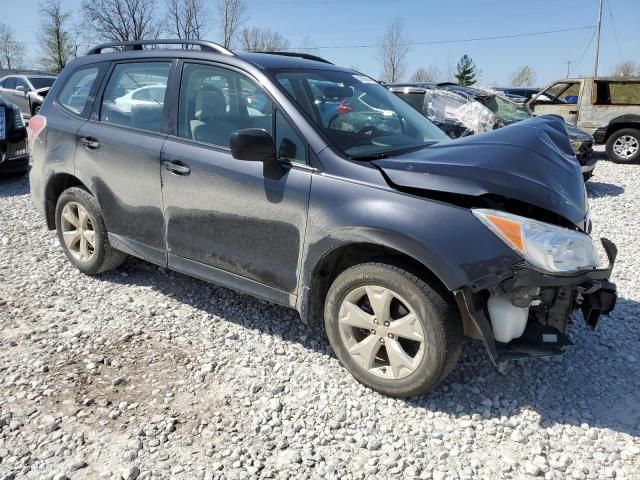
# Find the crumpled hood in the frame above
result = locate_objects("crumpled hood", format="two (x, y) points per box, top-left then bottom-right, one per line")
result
(373, 115), (587, 228)
(565, 123), (593, 142)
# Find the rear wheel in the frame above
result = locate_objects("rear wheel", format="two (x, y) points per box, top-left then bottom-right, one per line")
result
(55, 187), (126, 274)
(606, 128), (640, 164)
(324, 262), (463, 397)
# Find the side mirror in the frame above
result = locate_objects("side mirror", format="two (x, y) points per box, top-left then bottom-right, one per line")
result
(230, 128), (285, 180)
(15, 85), (25, 92)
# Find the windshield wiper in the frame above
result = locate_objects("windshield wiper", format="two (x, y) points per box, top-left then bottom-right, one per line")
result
(349, 142), (438, 161)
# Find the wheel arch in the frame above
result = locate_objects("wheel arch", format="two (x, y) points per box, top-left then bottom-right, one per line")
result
(44, 173), (90, 229)
(604, 114), (640, 139)
(300, 239), (454, 328)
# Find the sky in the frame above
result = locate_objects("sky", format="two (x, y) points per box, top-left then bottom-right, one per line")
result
(3, 0), (639, 87)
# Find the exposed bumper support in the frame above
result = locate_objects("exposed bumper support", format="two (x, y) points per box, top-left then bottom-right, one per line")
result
(454, 238), (618, 366)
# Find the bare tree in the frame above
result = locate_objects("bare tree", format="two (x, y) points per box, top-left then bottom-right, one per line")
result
(296, 36), (318, 54)
(377, 17), (410, 83)
(240, 27), (289, 52)
(218, 0), (246, 48)
(411, 66), (442, 83)
(510, 65), (537, 87)
(80, 0), (161, 43)
(166, 0), (210, 40)
(0, 23), (26, 70)
(612, 61), (638, 77)
(38, 0), (76, 74)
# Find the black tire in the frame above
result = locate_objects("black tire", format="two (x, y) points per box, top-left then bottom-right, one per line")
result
(55, 187), (127, 274)
(606, 128), (640, 164)
(32, 104), (41, 116)
(324, 261), (463, 397)
(582, 171), (593, 181)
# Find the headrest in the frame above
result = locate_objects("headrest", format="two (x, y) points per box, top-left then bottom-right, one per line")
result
(195, 88), (227, 121)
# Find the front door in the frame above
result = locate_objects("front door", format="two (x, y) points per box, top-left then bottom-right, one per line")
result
(74, 60), (173, 265)
(161, 62), (312, 303)
(530, 81), (582, 125)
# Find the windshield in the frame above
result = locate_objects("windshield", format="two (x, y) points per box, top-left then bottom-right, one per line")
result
(28, 77), (56, 89)
(475, 94), (530, 125)
(272, 70), (448, 158)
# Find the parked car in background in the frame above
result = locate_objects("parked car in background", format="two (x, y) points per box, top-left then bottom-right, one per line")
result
(0, 97), (28, 176)
(493, 87), (540, 106)
(30, 40), (617, 398)
(112, 84), (167, 114)
(0, 74), (57, 118)
(388, 83), (598, 180)
(529, 77), (640, 163)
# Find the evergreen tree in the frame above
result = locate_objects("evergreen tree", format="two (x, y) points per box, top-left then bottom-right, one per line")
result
(455, 54), (477, 86)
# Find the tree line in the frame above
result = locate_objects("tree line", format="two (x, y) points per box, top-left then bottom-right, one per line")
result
(0, 0), (298, 73)
(2, 3), (638, 82)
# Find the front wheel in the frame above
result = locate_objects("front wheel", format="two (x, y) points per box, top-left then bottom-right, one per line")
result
(324, 262), (463, 397)
(55, 187), (127, 274)
(606, 128), (640, 164)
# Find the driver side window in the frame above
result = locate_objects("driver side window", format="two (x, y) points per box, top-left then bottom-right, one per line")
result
(178, 63), (273, 148)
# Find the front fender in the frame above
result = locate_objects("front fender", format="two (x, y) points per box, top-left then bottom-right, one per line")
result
(301, 173), (522, 294)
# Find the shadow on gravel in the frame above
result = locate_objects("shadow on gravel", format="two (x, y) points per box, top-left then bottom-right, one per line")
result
(0, 174), (29, 198)
(98, 257), (640, 438)
(587, 181), (625, 198)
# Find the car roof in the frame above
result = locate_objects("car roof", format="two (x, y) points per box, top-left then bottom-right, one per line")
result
(387, 82), (489, 98)
(236, 52), (350, 71)
(71, 44), (352, 74)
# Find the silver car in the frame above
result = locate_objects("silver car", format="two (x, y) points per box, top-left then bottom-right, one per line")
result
(0, 74), (57, 118)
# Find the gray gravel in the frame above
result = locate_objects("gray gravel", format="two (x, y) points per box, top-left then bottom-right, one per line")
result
(1, 153), (639, 479)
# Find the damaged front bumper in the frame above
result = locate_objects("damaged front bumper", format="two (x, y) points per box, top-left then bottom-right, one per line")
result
(454, 238), (617, 365)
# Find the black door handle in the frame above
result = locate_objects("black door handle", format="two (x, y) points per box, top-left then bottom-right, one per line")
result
(569, 110), (578, 115)
(163, 160), (191, 175)
(80, 136), (100, 149)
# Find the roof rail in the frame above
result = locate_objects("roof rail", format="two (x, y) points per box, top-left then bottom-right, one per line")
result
(86, 39), (234, 56)
(256, 51), (333, 65)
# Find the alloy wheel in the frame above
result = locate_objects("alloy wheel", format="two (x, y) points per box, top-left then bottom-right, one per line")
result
(60, 202), (96, 262)
(613, 135), (639, 159)
(338, 285), (426, 380)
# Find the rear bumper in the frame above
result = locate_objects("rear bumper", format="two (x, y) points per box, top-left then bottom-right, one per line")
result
(454, 238), (617, 365)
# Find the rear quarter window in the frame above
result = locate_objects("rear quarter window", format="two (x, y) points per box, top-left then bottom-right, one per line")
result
(57, 66), (101, 117)
(608, 82), (640, 105)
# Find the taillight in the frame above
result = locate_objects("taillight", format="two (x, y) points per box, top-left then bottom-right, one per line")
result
(28, 114), (46, 151)
(337, 100), (353, 114)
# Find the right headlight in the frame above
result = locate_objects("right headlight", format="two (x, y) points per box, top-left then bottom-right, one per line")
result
(473, 208), (603, 273)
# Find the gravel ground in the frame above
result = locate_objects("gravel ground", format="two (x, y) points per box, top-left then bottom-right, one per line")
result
(1, 152), (639, 480)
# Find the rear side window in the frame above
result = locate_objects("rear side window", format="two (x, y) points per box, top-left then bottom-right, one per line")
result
(605, 82), (640, 105)
(58, 66), (100, 116)
(100, 62), (171, 133)
(15, 78), (29, 91)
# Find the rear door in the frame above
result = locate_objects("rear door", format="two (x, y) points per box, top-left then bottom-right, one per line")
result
(580, 80), (640, 132)
(75, 60), (173, 265)
(45, 63), (107, 179)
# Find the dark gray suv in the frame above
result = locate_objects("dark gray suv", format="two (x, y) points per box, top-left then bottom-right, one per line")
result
(29, 40), (617, 397)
